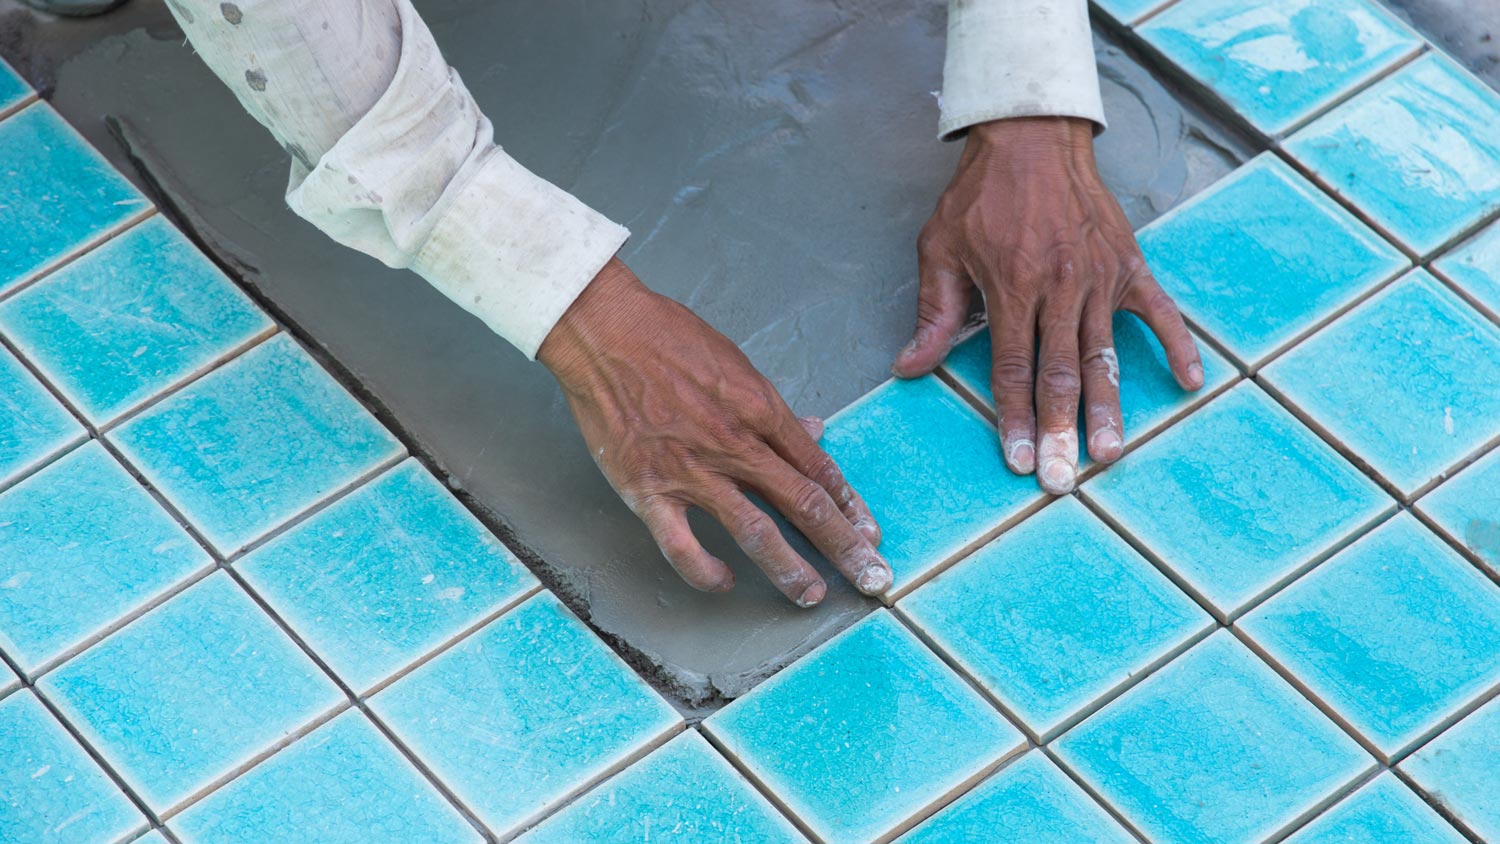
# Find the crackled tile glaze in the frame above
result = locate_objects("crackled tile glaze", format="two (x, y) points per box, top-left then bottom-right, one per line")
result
(0, 442), (211, 674)
(171, 710), (479, 844)
(1263, 270), (1500, 495)
(0, 58), (31, 114)
(1084, 383), (1390, 617)
(1420, 446), (1500, 574)
(0, 663), (17, 699)
(369, 593), (680, 839)
(1141, 0), (1420, 135)
(38, 573), (345, 812)
(1285, 53), (1500, 257)
(108, 334), (403, 555)
(900, 497), (1210, 737)
(705, 611), (1022, 843)
(1285, 774), (1465, 844)
(515, 731), (807, 844)
(0, 216), (273, 425)
(0, 691), (145, 844)
(1054, 631), (1373, 844)
(818, 376), (1042, 595)
(1402, 697), (1500, 842)
(0, 344), (85, 490)
(1432, 221), (1500, 318)
(1137, 154), (1408, 365)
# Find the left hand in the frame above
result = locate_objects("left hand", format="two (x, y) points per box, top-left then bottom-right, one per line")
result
(893, 116), (1204, 494)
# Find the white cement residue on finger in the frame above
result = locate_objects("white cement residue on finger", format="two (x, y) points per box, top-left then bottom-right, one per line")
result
(1099, 347), (1119, 388)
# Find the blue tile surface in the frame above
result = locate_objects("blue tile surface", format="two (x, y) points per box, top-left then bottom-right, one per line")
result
(1285, 774), (1464, 844)
(0, 663), (17, 698)
(1054, 631), (1373, 844)
(1093, 0), (1171, 25)
(238, 459), (537, 693)
(705, 611), (1022, 843)
(1137, 154), (1408, 365)
(1420, 446), (1500, 574)
(1140, 0), (1420, 135)
(133, 833), (169, 844)
(170, 710), (479, 844)
(1433, 220), (1500, 316)
(1243, 515), (1500, 757)
(1263, 270), (1500, 494)
(0, 104), (148, 294)
(38, 573), (345, 812)
(1285, 53), (1500, 256)
(1402, 697), (1500, 842)
(0, 344), (84, 489)
(108, 334), (403, 555)
(1085, 383), (1390, 616)
(0, 691), (145, 844)
(514, 731), (807, 844)
(0, 442), (210, 674)
(369, 593), (680, 839)
(0, 216), (273, 425)
(896, 752), (1134, 844)
(900, 497), (1210, 737)
(819, 376), (1042, 594)
(0, 58), (31, 114)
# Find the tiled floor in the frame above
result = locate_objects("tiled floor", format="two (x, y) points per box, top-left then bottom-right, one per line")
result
(2, 1), (1500, 840)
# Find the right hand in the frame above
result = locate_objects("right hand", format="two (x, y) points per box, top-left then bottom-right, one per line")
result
(538, 258), (892, 606)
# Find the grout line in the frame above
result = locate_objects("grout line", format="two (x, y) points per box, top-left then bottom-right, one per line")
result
(697, 727), (825, 844)
(357, 705), (502, 844)
(0, 89), (40, 123)
(1391, 765), (1490, 844)
(1237, 263), (1412, 378)
(1040, 744), (1154, 843)
(881, 493), (1055, 604)
(1409, 505), (1500, 590)
(1429, 266), (1500, 329)
(1252, 374), (1412, 502)
(0, 204), (157, 306)
(1074, 490), (1227, 623)
(1267, 42), (1429, 141)
(1258, 764), (1384, 844)
(875, 742), (1026, 844)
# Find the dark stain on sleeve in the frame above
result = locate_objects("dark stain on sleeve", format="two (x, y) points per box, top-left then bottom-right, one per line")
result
(245, 68), (267, 91)
(220, 2), (243, 24)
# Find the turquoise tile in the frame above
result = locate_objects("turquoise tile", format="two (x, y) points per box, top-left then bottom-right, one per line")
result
(1243, 515), (1500, 757)
(0, 662), (18, 698)
(0, 104), (148, 294)
(942, 313), (1237, 441)
(1420, 446), (1500, 574)
(38, 573), (344, 812)
(108, 334), (403, 555)
(1137, 154), (1408, 365)
(896, 752), (1133, 844)
(1140, 0), (1420, 136)
(132, 833), (169, 844)
(819, 376), (1042, 595)
(1, 691), (145, 844)
(1402, 697), (1500, 842)
(0, 442), (211, 674)
(0, 344), (84, 489)
(900, 497), (1211, 737)
(238, 458), (537, 693)
(705, 611), (1022, 843)
(1093, 0), (1172, 25)
(1285, 54), (1500, 257)
(1285, 774), (1465, 844)
(1054, 631), (1373, 844)
(369, 593), (680, 839)
(0, 58), (32, 114)
(171, 710), (479, 844)
(1263, 270), (1500, 495)
(0, 216), (273, 425)
(514, 731), (806, 844)
(1084, 383), (1390, 617)
(1433, 220), (1500, 317)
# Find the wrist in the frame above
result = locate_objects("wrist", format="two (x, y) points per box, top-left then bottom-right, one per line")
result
(538, 256), (658, 389)
(964, 116), (1096, 168)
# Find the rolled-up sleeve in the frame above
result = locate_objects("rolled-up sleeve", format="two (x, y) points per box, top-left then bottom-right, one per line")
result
(165, 0), (628, 358)
(939, 0), (1107, 140)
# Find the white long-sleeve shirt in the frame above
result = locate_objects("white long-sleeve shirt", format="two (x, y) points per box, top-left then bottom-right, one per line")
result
(165, 0), (1104, 359)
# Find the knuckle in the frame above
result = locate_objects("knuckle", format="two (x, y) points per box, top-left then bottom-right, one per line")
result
(789, 483), (835, 525)
(1120, 253), (1149, 278)
(989, 353), (1034, 389)
(1037, 362), (1082, 396)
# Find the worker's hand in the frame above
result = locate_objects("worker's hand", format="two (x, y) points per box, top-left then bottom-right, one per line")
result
(539, 258), (891, 606)
(893, 116), (1203, 494)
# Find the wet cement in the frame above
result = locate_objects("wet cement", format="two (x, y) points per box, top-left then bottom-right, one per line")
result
(0, 0), (1268, 704)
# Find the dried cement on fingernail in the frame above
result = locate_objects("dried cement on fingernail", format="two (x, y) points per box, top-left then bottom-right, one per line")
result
(1006, 438), (1035, 469)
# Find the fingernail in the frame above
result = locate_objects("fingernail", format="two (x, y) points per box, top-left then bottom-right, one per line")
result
(1005, 438), (1036, 473)
(856, 562), (893, 595)
(853, 516), (880, 543)
(1039, 457), (1076, 493)
(1187, 362), (1204, 387)
(1091, 429), (1123, 459)
(796, 581), (827, 608)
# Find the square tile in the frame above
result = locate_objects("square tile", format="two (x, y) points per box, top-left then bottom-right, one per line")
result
(0, 441), (211, 675)
(0, 216), (273, 425)
(38, 572), (345, 812)
(1084, 383), (1391, 617)
(818, 376), (1043, 596)
(369, 592), (681, 839)
(1401, 696), (1500, 842)
(0, 104), (148, 295)
(514, 730), (807, 844)
(1, 691), (146, 844)
(1137, 154), (1408, 365)
(108, 334), (404, 555)
(899, 497), (1211, 738)
(238, 458), (537, 694)
(1140, 0), (1420, 136)
(1054, 631), (1373, 844)
(1419, 445), (1500, 574)
(1432, 219), (1500, 318)
(1284, 774), (1465, 844)
(895, 752), (1134, 844)
(1262, 269), (1500, 495)
(705, 610), (1022, 843)
(1285, 53), (1500, 257)
(0, 58), (32, 115)
(0, 344), (85, 489)
(170, 710), (479, 844)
